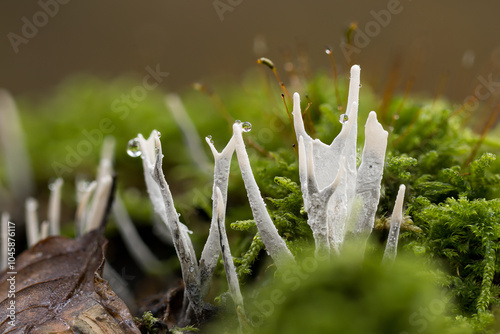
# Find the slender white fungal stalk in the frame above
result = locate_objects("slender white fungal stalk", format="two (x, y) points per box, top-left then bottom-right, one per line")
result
(25, 197), (39, 247)
(215, 187), (246, 330)
(1, 212), (9, 271)
(0, 89), (34, 202)
(350, 111), (389, 239)
(75, 177), (88, 204)
(383, 184), (406, 264)
(48, 177), (63, 236)
(165, 93), (210, 171)
(75, 180), (97, 235)
(40, 221), (49, 240)
(97, 136), (115, 181)
(132, 131), (202, 318)
(85, 175), (113, 232)
(330, 65), (361, 250)
(233, 122), (295, 270)
(148, 134), (203, 318)
(199, 134), (236, 298)
(134, 131), (169, 228)
(112, 193), (162, 273)
(84, 137), (115, 232)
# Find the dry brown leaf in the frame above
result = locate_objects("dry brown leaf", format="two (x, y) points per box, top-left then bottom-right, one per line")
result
(0, 230), (140, 333)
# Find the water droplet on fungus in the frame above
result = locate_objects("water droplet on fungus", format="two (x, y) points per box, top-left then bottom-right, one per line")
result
(242, 122), (252, 132)
(126, 139), (142, 158)
(339, 114), (349, 124)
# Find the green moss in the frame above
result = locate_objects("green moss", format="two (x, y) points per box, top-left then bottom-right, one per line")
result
(135, 311), (162, 334)
(410, 197), (500, 316)
(244, 250), (472, 334)
(170, 325), (200, 333)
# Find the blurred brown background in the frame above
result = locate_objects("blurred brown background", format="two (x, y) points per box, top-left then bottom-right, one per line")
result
(1, 0), (500, 102)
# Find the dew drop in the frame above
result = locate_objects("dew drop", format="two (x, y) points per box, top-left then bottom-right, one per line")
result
(127, 139), (142, 158)
(325, 48), (332, 55)
(156, 131), (161, 138)
(393, 114), (400, 120)
(235, 119), (242, 124)
(339, 114), (349, 124)
(207, 135), (214, 144)
(337, 105), (343, 111)
(359, 84), (362, 88)
(242, 122), (252, 132)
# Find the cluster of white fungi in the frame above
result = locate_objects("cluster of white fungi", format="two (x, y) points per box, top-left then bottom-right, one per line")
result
(127, 65), (406, 329)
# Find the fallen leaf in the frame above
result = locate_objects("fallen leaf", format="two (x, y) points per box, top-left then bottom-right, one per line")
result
(0, 230), (140, 333)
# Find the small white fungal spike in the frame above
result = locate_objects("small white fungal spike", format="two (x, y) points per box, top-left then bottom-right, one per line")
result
(383, 184), (406, 264)
(25, 198), (40, 247)
(48, 177), (63, 236)
(350, 111), (389, 239)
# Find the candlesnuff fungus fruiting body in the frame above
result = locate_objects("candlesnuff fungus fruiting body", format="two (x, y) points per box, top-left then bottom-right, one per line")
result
(232, 121), (295, 268)
(128, 64), (406, 330)
(383, 184), (406, 264)
(134, 130), (204, 320)
(293, 65), (395, 256)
